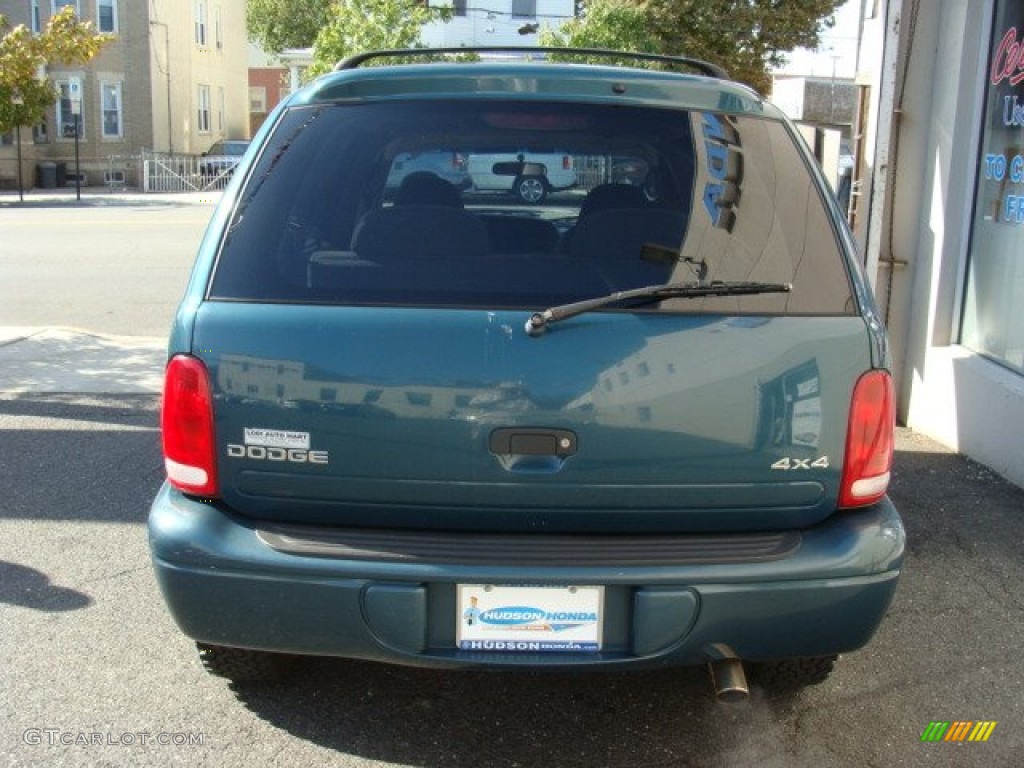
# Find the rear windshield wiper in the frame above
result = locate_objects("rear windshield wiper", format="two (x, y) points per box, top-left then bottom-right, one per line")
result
(525, 280), (792, 336)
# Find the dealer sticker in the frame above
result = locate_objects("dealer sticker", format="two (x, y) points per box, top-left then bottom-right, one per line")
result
(243, 428), (310, 450)
(457, 585), (603, 652)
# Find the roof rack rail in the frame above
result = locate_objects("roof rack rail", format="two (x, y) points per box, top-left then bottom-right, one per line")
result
(335, 47), (728, 79)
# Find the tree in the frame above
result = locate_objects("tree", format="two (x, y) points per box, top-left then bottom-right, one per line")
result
(541, 0), (843, 94)
(539, 0), (658, 62)
(246, 0), (334, 54)
(0, 7), (110, 135)
(309, 0), (452, 77)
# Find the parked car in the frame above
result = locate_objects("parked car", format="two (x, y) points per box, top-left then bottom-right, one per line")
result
(151, 48), (903, 701)
(466, 151), (576, 203)
(384, 150), (471, 196)
(198, 139), (250, 178)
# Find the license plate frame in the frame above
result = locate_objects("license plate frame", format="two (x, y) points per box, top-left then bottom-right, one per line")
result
(456, 584), (604, 653)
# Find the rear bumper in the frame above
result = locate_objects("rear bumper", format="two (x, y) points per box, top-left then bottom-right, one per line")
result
(148, 483), (904, 668)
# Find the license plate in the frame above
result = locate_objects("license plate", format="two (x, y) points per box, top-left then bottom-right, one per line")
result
(456, 584), (603, 652)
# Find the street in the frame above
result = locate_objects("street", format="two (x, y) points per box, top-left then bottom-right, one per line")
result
(0, 193), (211, 336)
(2, 194), (1023, 767)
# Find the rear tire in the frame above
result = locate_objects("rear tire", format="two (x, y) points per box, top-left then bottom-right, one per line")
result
(196, 642), (290, 683)
(750, 655), (837, 695)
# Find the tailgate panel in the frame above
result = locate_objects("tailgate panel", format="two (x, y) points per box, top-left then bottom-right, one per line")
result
(196, 303), (869, 532)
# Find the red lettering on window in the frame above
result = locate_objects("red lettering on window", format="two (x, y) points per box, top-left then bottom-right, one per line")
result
(991, 27), (1024, 87)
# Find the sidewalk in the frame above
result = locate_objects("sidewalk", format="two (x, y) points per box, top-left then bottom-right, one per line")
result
(0, 185), (221, 208)
(0, 327), (165, 394)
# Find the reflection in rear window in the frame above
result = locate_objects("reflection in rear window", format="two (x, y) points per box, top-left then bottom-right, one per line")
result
(209, 101), (855, 315)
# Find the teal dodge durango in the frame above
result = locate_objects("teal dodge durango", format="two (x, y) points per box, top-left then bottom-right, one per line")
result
(149, 48), (904, 701)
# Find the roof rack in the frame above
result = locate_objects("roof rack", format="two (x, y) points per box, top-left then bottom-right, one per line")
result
(335, 47), (729, 79)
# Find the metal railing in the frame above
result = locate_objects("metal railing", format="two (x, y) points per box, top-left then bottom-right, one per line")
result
(142, 150), (236, 193)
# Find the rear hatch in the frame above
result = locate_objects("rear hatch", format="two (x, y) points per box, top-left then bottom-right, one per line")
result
(180, 83), (883, 534)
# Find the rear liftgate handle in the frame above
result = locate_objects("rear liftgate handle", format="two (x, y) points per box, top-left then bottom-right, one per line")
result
(488, 428), (578, 473)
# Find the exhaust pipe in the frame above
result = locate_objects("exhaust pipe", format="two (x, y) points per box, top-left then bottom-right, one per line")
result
(709, 657), (749, 703)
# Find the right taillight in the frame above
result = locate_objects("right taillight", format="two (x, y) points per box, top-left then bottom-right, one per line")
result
(839, 370), (894, 508)
(161, 355), (218, 497)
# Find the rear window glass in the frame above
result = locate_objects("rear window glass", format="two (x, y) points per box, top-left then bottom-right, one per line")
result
(209, 100), (854, 314)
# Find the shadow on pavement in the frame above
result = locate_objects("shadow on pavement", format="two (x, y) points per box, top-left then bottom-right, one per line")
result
(0, 393), (163, 523)
(0, 559), (92, 612)
(227, 661), (783, 768)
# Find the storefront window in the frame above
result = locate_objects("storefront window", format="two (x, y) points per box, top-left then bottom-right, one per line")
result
(962, 0), (1024, 375)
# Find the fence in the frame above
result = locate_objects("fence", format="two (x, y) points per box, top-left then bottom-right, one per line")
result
(38, 151), (664, 196)
(142, 150), (237, 193)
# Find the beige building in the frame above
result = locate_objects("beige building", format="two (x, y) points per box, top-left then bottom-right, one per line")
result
(0, 0), (248, 187)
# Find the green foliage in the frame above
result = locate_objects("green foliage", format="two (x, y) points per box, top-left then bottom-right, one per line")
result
(542, 0), (843, 93)
(246, 0), (334, 54)
(539, 0), (658, 64)
(0, 7), (111, 134)
(309, 0), (453, 77)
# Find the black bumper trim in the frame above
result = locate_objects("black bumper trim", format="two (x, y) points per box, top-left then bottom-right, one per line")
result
(255, 525), (801, 566)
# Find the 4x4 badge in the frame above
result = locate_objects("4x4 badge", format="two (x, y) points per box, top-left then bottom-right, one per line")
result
(771, 457), (830, 470)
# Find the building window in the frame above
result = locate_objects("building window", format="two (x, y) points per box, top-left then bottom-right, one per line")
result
(452, 0), (466, 16)
(31, 1), (42, 32)
(97, 0), (117, 33)
(962, 0), (1024, 376)
(33, 121), (49, 143)
(51, 0), (79, 14)
(194, 0), (207, 46)
(217, 86), (225, 132)
(56, 78), (84, 139)
(511, 0), (536, 19)
(197, 84), (211, 133)
(249, 86), (267, 114)
(100, 81), (122, 138)
(214, 5), (223, 49)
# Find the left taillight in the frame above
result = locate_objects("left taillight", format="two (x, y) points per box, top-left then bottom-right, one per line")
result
(161, 355), (218, 497)
(839, 370), (895, 508)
